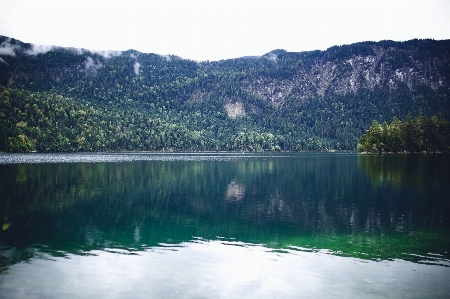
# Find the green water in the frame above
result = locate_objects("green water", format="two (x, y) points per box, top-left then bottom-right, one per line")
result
(0, 153), (449, 298)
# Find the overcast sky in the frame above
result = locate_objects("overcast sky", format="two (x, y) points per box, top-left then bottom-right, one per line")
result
(1, 0), (449, 61)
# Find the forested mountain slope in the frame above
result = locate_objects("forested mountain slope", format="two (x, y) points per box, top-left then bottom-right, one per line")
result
(1, 36), (449, 152)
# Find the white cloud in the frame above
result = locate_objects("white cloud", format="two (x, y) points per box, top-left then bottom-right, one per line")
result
(0, 38), (55, 56)
(84, 56), (103, 72)
(24, 44), (55, 55)
(0, 38), (21, 56)
(265, 53), (278, 63)
(67, 47), (122, 60)
(94, 50), (123, 59)
(133, 61), (140, 75)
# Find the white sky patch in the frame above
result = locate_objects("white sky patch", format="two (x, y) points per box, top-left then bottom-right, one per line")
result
(133, 61), (141, 75)
(0, 1), (449, 62)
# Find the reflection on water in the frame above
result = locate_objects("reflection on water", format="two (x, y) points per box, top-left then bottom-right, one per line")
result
(2, 240), (450, 299)
(0, 153), (449, 297)
(225, 180), (246, 201)
(358, 154), (450, 189)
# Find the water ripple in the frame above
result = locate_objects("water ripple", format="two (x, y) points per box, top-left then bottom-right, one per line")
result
(0, 152), (287, 164)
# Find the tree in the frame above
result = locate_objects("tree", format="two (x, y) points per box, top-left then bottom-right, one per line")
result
(387, 117), (404, 153)
(402, 114), (424, 153)
(367, 120), (384, 154)
(358, 115), (449, 154)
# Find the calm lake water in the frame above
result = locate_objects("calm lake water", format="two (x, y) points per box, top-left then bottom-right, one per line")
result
(0, 152), (449, 298)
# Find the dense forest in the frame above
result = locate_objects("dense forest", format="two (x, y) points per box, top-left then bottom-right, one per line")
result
(357, 114), (450, 154)
(1, 36), (449, 152)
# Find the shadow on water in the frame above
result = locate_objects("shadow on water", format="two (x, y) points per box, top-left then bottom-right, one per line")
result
(1, 153), (449, 271)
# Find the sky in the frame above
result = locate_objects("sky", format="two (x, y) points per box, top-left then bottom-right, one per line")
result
(0, 0), (449, 61)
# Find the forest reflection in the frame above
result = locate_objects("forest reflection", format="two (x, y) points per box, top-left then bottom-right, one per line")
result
(358, 154), (449, 189)
(1, 154), (449, 269)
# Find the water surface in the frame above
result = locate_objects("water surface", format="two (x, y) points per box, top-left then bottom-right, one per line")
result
(0, 152), (449, 298)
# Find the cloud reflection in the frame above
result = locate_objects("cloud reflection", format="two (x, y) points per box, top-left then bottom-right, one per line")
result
(1, 240), (449, 299)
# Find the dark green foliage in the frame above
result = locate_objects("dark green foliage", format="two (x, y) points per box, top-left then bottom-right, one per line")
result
(0, 87), (287, 152)
(1, 36), (450, 152)
(357, 114), (450, 153)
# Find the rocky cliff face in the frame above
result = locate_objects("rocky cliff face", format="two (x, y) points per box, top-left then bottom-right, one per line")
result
(1, 37), (449, 110)
(240, 42), (449, 110)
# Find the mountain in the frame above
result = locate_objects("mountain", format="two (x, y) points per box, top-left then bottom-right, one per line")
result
(1, 36), (449, 152)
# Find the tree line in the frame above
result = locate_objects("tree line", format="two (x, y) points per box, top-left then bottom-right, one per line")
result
(0, 87), (290, 152)
(357, 114), (450, 153)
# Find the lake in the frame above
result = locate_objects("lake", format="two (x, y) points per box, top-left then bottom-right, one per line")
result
(0, 152), (449, 298)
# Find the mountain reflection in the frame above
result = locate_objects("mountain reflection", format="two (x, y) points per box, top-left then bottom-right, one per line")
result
(225, 180), (246, 201)
(1, 153), (449, 270)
